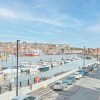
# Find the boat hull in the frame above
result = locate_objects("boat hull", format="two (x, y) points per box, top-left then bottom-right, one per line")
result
(39, 67), (49, 72)
(23, 54), (40, 56)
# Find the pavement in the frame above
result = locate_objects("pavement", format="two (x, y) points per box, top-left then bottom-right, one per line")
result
(29, 66), (100, 100)
(28, 81), (54, 97)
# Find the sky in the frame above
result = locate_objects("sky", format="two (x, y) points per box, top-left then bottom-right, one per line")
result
(0, 0), (100, 48)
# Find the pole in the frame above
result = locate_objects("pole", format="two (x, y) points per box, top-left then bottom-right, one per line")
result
(11, 55), (13, 79)
(96, 48), (99, 67)
(16, 40), (20, 96)
(83, 46), (85, 67)
(97, 48), (99, 62)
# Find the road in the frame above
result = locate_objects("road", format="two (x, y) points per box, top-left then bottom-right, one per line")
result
(38, 67), (100, 100)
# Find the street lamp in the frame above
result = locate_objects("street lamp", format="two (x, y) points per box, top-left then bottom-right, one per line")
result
(97, 48), (99, 62)
(83, 46), (85, 67)
(16, 40), (20, 96)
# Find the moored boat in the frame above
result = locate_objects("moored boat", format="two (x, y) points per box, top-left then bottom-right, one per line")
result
(2, 68), (21, 74)
(38, 65), (49, 72)
(20, 61), (39, 72)
(23, 53), (40, 56)
(22, 50), (42, 56)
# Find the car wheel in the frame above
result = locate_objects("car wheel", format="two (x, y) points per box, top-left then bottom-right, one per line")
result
(78, 78), (80, 80)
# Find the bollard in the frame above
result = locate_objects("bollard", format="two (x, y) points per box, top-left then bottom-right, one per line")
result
(28, 69), (30, 75)
(20, 81), (22, 87)
(0, 87), (1, 94)
(28, 79), (29, 85)
(34, 76), (39, 83)
(9, 84), (12, 91)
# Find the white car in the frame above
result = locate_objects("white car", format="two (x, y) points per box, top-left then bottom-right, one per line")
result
(73, 72), (82, 79)
(76, 71), (83, 77)
(12, 95), (39, 100)
(53, 80), (67, 91)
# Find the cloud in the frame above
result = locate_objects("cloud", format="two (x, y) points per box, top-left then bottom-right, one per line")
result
(0, 8), (18, 18)
(0, 33), (33, 39)
(86, 24), (100, 33)
(0, 8), (61, 26)
(23, 14), (82, 28)
(0, 6), (82, 28)
(26, 16), (65, 27)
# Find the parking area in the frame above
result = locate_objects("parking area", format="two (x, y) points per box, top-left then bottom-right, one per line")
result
(28, 63), (100, 100)
(42, 65), (100, 100)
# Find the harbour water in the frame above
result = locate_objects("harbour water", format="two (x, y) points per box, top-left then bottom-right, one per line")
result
(0, 54), (97, 81)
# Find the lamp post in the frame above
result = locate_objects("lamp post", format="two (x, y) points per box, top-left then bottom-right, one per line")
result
(97, 48), (99, 62)
(97, 48), (99, 67)
(83, 46), (85, 67)
(16, 40), (20, 96)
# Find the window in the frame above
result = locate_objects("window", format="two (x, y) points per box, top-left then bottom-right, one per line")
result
(28, 96), (36, 100)
(23, 98), (29, 100)
(12, 99), (18, 100)
(55, 82), (61, 85)
(62, 81), (66, 84)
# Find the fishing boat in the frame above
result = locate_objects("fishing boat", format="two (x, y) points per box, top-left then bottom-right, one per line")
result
(23, 50), (42, 56)
(23, 53), (40, 56)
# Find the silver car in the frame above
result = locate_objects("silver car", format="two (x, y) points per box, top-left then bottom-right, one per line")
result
(53, 80), (67, 91)
(12, 95), (39, 100)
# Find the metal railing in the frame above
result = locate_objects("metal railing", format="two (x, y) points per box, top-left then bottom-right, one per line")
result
(0, 78), (35, 95)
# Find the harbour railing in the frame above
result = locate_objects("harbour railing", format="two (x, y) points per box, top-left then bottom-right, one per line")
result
(0, 78), (34, 95)
(0, 74), (53, 95)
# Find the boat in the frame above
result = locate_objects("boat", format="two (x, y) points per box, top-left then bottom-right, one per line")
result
(64, 59), (72, 64)
(20, 61), (31, 68)
(23, 50), (42, 56)
(38, 65), (49, 72)
(23, 53), (40, 56)
(2, 68), (21, 74)
(51, 61), (59, 67)
(19, 61), (39, 72)
(85, 56), (92, 59)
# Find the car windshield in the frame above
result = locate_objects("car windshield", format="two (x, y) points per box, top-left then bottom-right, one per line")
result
(28, 96), (36, 100)
(23, 98), (29, 100)
(73, 74), (78, 75)
(82, 67), (86, 69)
(12, 99), (18, 100)
(67, 77), (73, 80)
(55, 82), (61, 85)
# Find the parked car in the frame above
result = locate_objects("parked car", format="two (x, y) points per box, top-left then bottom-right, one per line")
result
(63, 76), (76, 85)
(78, 69), (87, 76)
(53, 80), (67, 91)
(93, 63), (97, 68)
(12, 95), (39, 100)
(73, 72), (82, 79)
(82, 67), (89, 73)
(88, 65), (94, 71)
